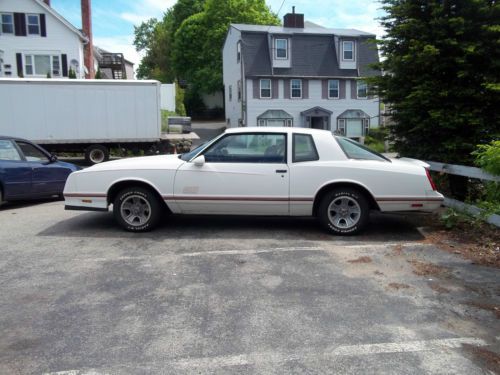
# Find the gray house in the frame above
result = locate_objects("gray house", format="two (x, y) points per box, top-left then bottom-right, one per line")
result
(222, 10), (381, 138)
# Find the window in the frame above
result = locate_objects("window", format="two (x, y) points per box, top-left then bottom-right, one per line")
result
(343, 41), (354, 61)
(236, 42), (241, 63)
(328, 80), (339, 99)
(237, 80), (241, 101)
(337, 119), (346, 135)
(293, 134), (319, 162)
(16, 141), (49, 162)
(275, 39), (288, 59)
(27, 14), (40, 35)
(363, 118), (370, 135)
(336, 137), (388, 162)
(203, 133), (286, 163)
(0, 140), (22, 161)
(1, 13), (14, 34)
(228, 85), (232, 101)
(357, 80), (368, 98)
(260, 79), (271, 98)
(291, 79), (302, 98)
(24, 54), (61, 77)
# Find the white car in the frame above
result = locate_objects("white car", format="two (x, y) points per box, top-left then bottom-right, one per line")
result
(64, 127), (443, 234)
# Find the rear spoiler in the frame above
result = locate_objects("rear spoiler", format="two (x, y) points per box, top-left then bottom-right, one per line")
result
(397, 157), (430, 169)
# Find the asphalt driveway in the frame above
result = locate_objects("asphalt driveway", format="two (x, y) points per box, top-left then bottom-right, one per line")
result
(0, 201), (498, 374)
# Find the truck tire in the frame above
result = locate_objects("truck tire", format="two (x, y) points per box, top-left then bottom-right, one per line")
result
(113, 187), (163, 232)
(85, 144), (109, 164)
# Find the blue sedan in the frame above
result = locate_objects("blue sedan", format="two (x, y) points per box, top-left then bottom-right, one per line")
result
(0, 137), (80, 204)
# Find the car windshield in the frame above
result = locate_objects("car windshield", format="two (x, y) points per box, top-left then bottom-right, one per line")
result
(179, 142), (209, 161)
(336, 137), (390, 162)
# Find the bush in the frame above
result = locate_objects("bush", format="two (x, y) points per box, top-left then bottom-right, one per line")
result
(473, 140), (500, 176)
(364, 127), (389, 153)
(161, 110), (177, 132)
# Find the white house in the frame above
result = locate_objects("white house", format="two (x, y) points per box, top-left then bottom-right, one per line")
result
(222, 10), (381, 138)
(0, 0), (87, 79)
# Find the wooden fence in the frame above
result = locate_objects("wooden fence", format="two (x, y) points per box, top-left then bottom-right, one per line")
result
(426, 161), (500, 227)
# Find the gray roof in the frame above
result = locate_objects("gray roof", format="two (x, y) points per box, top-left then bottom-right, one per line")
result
(232, 23), (375, 37)
(257, 110), (293, 119)
(236, 24), (380, 78)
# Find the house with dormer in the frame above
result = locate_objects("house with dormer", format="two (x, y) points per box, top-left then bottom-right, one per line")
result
(0, 0), (87, 79)
(222, 9), (381, 138)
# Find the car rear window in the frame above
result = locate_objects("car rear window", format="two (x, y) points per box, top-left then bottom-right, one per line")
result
(293, 134), (319, 162)
(0, 140), (22, 161)
(336, 137), (389, 162)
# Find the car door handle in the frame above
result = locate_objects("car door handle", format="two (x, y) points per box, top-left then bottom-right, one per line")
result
(276, 169), (287, 173)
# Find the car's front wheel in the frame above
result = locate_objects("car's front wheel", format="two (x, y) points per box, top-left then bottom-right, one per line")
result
(113, 187), (163, 232)
(318, 188), (370, 235)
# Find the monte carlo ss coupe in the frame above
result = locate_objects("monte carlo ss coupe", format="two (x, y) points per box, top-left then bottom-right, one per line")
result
(64, 127), (443, 234)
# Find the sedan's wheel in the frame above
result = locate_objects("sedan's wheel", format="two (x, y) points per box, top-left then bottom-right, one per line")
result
(113, 187), (162, 232)
(318, 188), (370, 235)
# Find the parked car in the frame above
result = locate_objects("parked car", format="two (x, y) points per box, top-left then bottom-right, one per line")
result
(0, 137), (79, 204)
(64, 128), (443, 234)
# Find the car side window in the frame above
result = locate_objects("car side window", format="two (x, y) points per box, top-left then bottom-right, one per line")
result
(0, 140), (22, 161)
(203, 133), (286, 163)
(293, 134), (319, 162)
(16, 141), (49, 162)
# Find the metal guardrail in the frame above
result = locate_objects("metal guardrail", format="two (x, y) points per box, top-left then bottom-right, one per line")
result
(426, 161), (500, 227)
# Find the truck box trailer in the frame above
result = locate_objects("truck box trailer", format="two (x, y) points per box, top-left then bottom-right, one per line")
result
(0, 78), (168, 164)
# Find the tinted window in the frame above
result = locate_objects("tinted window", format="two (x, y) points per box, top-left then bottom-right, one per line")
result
(203, 133), (286, 163)
(293, 134), (319, 162)
(336, 137), (389, 162)
(16, 142), (49, 162)
(0, 140), (22, 161)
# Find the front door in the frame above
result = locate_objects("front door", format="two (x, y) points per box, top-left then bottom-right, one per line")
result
(0, 140), (32, 199)
(311, 116), (328, 130)
(174, 132), (289, 215)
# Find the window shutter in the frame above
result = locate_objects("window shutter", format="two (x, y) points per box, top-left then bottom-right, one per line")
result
(14, 13), (27, 36)
(61, 54), (68, 77)
(340, 80), (346, 99)
(253, 79), (259, 99)
(351, 79), (357, 99)
(302, 79), (309, 99)
(272, 79), (279, 99)
(284, 79), (290, 99)
(321, 80), (328, 99)
(16, 53), (23, 77)
(40, 14), (46, 37)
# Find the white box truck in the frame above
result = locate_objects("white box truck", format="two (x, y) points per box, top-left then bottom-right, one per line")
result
(0, 78), (169, 164)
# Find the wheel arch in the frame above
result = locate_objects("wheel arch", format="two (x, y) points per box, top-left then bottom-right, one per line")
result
(312, 180), (380, 217)
(107, 178), (171, 212)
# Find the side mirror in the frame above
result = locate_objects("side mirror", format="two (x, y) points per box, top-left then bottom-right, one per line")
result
(192, 155), (205, 166)
(49, 154), (58, 163)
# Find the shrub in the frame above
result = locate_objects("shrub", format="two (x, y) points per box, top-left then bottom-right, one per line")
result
(473, 140), (500, 176)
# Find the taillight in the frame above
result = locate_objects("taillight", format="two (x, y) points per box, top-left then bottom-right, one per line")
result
(425, 168), (437, 191)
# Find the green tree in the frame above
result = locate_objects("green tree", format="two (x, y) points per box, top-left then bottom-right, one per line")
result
(172, 0), (280, 94)
(372, 0), (500, 165)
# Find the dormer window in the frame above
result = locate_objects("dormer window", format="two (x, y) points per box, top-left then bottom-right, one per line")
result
(275, 39), (288, 59)
(342, 41), (354, 61)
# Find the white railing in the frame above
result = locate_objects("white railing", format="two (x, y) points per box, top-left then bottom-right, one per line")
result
(426, 161), (500, 227)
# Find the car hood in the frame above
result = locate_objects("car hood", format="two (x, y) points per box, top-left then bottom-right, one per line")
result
(82, 154), (185, 172)
(54, 160), (81, 171)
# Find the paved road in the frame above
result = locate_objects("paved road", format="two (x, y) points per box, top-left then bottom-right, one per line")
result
(0, 201), (499, 374)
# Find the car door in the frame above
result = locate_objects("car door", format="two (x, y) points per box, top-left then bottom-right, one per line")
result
(0, 139), (32, 199)
(174, 132), (289, 215)
(15, 141), (65, 195)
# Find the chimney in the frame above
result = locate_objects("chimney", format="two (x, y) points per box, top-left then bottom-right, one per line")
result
(43, 0), (51, 6)
(81, 0), (95, 79)
(283, 7), (304, 28)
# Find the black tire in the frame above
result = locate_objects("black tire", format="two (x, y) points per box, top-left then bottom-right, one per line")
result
(0, 188), (4, 206)
(113, 187), (163, 232)
(318, 188), (370, 235)
(85, 144), (109, 164)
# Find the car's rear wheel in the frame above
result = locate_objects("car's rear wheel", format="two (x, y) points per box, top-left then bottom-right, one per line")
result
(318, 188), (369, 235)
(113, 187), (163, 232)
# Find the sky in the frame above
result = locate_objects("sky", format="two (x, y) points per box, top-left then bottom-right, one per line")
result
(51, 0), (385, 68)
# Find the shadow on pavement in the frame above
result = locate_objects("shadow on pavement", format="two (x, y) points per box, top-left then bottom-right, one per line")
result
(38, 210), (426, 242)
(0, 197), (62, 211)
